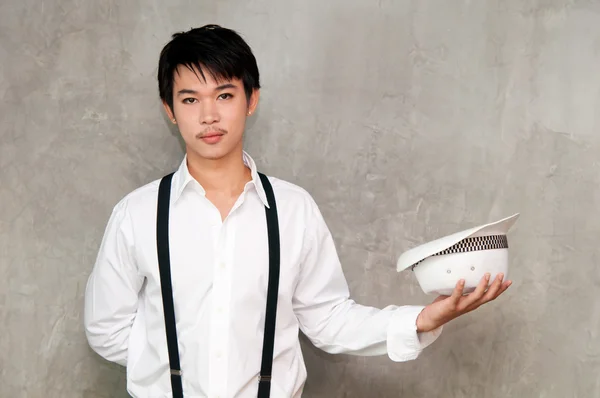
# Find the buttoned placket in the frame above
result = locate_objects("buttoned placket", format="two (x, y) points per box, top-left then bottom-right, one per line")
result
(208, 188), (250, 398)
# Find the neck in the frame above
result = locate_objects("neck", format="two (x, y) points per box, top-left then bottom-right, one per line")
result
(186, 148), (252, 195)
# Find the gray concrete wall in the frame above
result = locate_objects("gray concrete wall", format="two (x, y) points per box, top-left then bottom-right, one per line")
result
(2, 0), (599, 397)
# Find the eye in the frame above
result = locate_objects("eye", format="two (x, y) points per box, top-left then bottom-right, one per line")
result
(218, 93), (233, 100)
(182, 98), (197, 104)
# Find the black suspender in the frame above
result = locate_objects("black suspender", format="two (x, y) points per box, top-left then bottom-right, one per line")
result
(256, 172), (280, 398)
(156, 171), (280, 398)
(156, 172), (183, 397)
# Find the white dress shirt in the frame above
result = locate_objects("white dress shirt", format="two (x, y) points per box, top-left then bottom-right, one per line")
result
(84, 151), (442, 398)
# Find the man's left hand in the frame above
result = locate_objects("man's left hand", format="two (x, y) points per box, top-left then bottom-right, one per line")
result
(416, 273), (511, 333)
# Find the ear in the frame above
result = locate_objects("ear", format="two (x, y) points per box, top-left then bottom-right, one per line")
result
(162, 101), (176, 124)
(247, 89), (260, 116)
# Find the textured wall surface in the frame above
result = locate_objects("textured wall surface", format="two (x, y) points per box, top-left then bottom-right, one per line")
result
(2, 0), (600, 397)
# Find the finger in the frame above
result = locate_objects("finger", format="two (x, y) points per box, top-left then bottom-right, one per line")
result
(495, 280), (512, 297)
(461, 273), (490, 309)
(450, 279), (466, 304)
(480, 273), (504, 302)
(466, 277), (510, 312)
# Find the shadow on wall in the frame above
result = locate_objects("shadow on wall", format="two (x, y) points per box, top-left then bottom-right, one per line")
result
(299, 308), (528, 398)
(86, 352), (130, 397)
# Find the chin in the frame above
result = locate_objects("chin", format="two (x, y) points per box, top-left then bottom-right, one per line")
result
(189, 146), (234, 161)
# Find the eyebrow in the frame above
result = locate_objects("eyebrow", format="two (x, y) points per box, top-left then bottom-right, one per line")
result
(176, 83), (238, 96)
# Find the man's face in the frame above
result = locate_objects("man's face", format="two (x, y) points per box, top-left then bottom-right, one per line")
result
(163, 65), (259, 162)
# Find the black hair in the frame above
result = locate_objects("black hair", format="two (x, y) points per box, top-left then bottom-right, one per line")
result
(157, 24), (260, 112)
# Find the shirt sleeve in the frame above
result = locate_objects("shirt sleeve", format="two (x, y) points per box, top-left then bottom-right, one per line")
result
(83, 199), (144, 366)
(292, 197), (442, 362)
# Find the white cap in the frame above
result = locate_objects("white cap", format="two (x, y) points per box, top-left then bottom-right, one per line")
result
(396, 213), (520, 295)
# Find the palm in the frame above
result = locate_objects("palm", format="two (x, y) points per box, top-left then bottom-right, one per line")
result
(417, 273), (512, 332)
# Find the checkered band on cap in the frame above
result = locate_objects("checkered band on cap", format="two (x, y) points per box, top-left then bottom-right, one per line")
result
(411, 235), (509, 270)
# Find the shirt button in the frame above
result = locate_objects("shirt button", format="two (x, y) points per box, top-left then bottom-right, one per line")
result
(220, 262), (226, 269)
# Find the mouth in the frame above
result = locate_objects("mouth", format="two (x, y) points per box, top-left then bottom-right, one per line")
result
(197, 130), (226, 144)
(196, 128), (226, 139)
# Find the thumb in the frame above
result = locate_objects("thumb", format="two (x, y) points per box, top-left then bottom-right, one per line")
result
(450, 279), (465, 304)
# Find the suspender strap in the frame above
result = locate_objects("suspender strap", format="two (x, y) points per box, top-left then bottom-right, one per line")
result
(156, 171), (281, 398)
(257, 172), (280, 398)
(156, 172), (184, 398)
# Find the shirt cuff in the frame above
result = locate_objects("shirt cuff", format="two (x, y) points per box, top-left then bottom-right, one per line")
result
(386, 305), (443, 362)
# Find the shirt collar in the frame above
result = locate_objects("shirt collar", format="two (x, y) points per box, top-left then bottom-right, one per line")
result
(171, 150), (270, 208)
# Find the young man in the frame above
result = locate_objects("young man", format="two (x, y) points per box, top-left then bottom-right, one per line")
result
(84, 25), (511, 398)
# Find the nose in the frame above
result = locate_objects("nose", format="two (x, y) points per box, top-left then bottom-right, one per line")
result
(201, 101), (220, 125)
